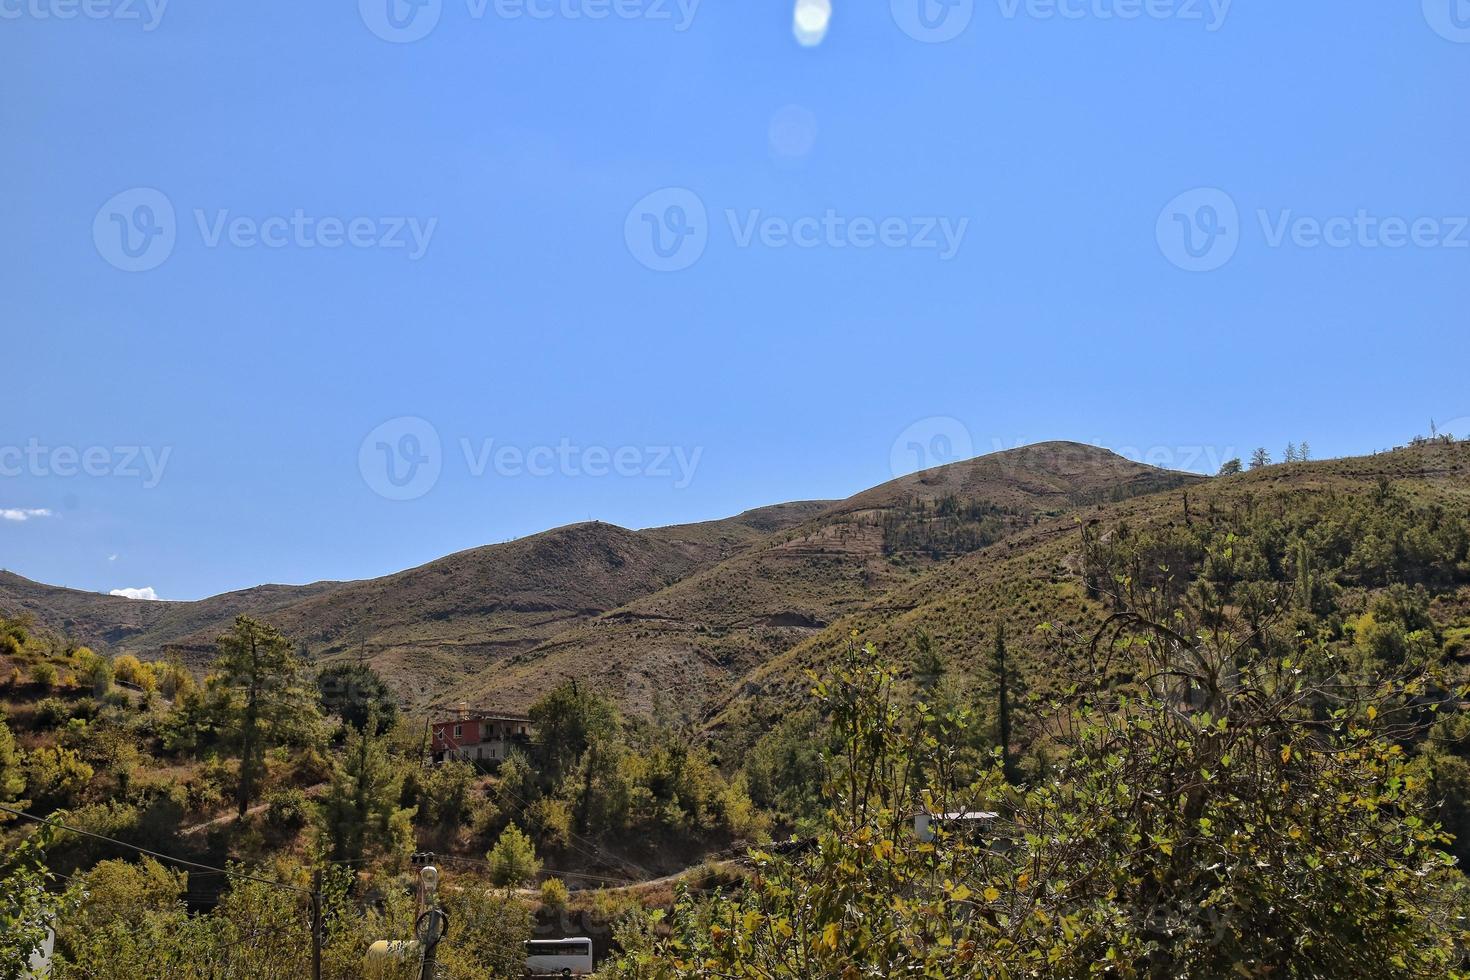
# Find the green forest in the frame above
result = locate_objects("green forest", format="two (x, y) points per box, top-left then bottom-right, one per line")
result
(4, 440), (1470, 977)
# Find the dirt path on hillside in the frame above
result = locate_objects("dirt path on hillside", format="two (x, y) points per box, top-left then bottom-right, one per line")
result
(180, 783), (328, 837)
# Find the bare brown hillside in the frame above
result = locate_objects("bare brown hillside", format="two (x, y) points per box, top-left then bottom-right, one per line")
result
(0, 441), (1202, 719)
(452, 442), (1200, 718)
(0, 501), (832, 701)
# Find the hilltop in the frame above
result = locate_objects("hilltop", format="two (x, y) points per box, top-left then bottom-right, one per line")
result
(0, 442), (1199, 716)
(458, 442), (1200, 717)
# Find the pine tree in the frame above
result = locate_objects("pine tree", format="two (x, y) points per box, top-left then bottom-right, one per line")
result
(1296, 540), (1313, 612)
(914, 630), (944, 691)
(488, 823), (541, 890)
(319, 711), (413, 863)
(995, 625), (1016, 784)
(1299, 441), (1311, 461)
(1284, 443), (1299, 464)
(1250, 448), (1272, 469)
(213, 616), (322, 816)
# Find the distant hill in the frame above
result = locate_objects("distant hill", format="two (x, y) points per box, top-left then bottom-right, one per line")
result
(0, 572), (341, 652)
(1, 440), (1223, 718)
(452, 442), (1200, 717)
(707, 439), (1470, 754)
(0, 501), (832, 699)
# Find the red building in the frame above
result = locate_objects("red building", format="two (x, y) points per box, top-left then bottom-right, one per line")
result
(429, 707), (532, 765)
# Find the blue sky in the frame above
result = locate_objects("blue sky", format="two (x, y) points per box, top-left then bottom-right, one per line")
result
(3, 1), (1467, 601)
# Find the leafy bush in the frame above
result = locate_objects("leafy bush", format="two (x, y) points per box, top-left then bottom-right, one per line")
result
(30, 661), (58, 691)
(25, 745), (95, 810)
(609, 632), (1470, 978)
(262, 787), (311, 836)
(34, 697), (71, 729)
(538, 876), (569, 911)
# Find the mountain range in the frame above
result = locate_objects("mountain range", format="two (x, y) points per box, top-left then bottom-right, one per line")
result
(8, 439), (1461, 728)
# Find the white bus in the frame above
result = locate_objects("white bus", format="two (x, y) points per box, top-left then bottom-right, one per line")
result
(525, 937), (594, 977)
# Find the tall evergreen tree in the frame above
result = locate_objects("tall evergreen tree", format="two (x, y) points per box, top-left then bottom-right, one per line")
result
(318, 711), (413, 862)
(1296, 540), (1314, 612)
(914, 630), (944, 692)
(212, 616), (320, 816)
(995, 624), (1016, 784)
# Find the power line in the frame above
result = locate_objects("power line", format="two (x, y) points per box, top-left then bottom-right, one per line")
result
(0, 803), (312, 895)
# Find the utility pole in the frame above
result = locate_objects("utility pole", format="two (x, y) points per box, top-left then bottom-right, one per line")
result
(310, 868), (322, 980)
(417, 865), (447, 980)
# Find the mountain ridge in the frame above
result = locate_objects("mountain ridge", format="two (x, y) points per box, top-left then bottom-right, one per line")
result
(0, 441), (1205, 713)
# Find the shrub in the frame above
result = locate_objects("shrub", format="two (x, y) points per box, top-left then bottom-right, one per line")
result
(263, 787), (311, 835)
(112, 654), (158, 692)
(34, 698), (71, 729)
(25, 746), (95, 810)
(30, 661), (58, 691)
(539, 876), (569, 911)
(74, 648), (113, 695)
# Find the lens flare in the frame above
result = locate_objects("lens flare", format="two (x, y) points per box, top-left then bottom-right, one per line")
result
(793, 0), (832, 46)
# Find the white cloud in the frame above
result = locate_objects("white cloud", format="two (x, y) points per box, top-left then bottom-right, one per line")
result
(0, 508), (53, 522)
(108, 554), (119, 562)
(110, 586), (161, 601)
